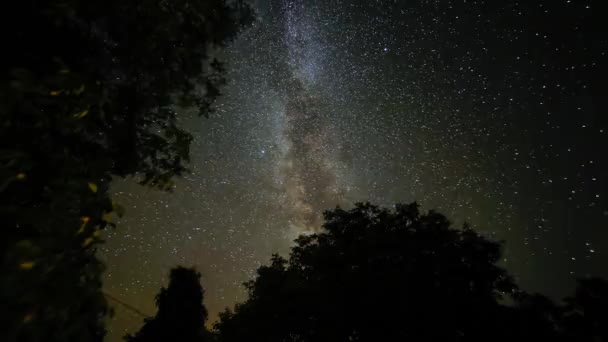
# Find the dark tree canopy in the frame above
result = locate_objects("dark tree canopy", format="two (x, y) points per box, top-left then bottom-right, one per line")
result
(126, 267), (211, 342)
(214, 203), (608, 342)
(0, 1), (252, 341)
(561, 277), (608, 342)
(215, 203), (520, 342)
(215, 203), (608, 342)
(97, 202), (607, 342)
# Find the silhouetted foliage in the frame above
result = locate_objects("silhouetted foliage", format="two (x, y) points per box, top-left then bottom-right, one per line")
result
(126, 267), (211, 342)
(215, 203), (521, 341)
(561, 277), (608, 342)
(0, 1), (252, 341)
(214, 203), (608, 342)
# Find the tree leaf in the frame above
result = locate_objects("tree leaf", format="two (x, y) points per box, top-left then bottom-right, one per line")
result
(74, 109), (89, 119)
(88, 182), (98, 193)
(19, 261), (35, 270)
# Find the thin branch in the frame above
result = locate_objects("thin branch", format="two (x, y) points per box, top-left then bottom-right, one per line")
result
(103, 290), (152, 318)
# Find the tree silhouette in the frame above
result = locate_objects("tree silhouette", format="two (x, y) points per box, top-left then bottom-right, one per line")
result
(561, 277), (608, 342)
(213, 203), (608, 342)
(0, 1), (252, 341)
(126, 267), (211, 342)
(215, 202), (526, 342)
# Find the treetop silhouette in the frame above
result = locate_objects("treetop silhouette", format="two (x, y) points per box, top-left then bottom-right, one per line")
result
(125, 203), (608, 342)
(216, 202), (521, 342)
(126, 267), (211, 342)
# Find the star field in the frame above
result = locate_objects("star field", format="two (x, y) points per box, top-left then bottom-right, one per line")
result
(100, 1), (607, 340)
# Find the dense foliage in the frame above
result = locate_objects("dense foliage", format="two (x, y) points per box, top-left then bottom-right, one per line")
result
(126, 267), (212, 342)
(124, 204), (608, 342)
(213, 203), (608, 342)
(0, 1), (251, 341)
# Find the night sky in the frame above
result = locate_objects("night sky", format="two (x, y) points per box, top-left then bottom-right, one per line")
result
(100, 1), (607, 340)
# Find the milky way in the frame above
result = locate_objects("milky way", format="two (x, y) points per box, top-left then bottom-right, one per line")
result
(101, 1), (607, 341)
(275, 1), (350, 235)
